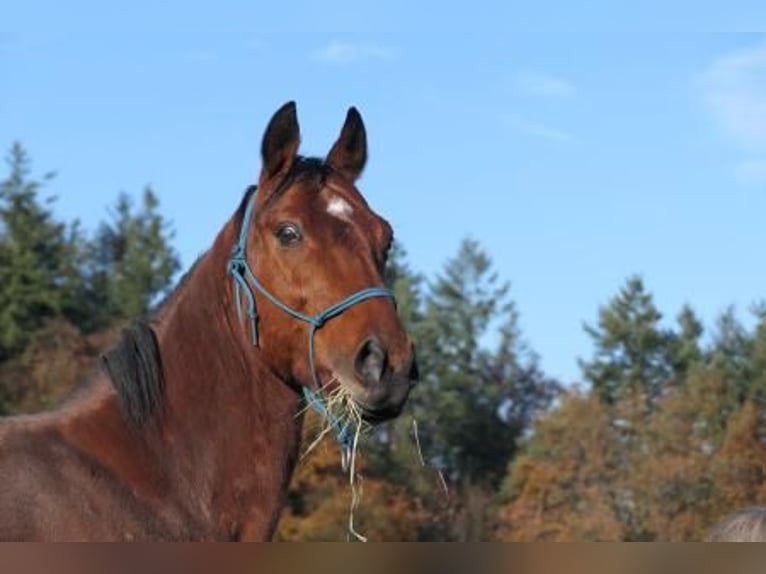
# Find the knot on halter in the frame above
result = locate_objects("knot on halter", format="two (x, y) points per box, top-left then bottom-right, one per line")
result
(227, 186), (396, 457)
(228, 246), (260, 344)
(308, 315), (327, 329)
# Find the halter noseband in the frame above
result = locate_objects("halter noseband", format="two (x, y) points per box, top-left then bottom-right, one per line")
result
(227, 186), (395, 458)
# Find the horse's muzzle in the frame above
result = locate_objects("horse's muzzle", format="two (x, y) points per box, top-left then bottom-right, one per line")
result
(353, 338), (418, 423)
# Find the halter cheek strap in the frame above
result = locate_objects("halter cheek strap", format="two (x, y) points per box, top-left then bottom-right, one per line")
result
(227, 187), (395, 457)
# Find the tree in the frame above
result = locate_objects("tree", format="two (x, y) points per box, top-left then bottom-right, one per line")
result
(86, 187), (180, 325)
(704, 307), (756, 427)
(384, 241), (423, 325)
(276, 415), (424, 541)
(0, 319), (97, 416)
(0, 143), (82, 359)
(640, 381), (716, 541)
(408, 238), (559, 540)
(668, 305), (705, 380)
(362, 241), (457, 540)
(498, 286), (766, 542)
(495, 391), (623, 541)
(746, 304), (766, 411)
(368, 241), (426, 474)
(580, 276), (673, 409)
(576, 278), (709, 539)
(711, 401), (766, 513)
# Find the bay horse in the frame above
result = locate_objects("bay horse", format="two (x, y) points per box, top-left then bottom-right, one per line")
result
(0, 102), (417, 541)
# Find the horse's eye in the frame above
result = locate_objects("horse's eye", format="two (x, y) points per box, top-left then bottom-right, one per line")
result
(275, 223), (302, 247)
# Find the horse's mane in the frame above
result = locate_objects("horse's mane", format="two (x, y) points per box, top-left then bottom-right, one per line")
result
(100, 320), (164, 427)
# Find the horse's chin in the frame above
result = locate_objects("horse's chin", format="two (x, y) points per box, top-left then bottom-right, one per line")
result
(320, 371), (409, 425)
(344, 379), (412, 425)
(356, 402), (405, 424)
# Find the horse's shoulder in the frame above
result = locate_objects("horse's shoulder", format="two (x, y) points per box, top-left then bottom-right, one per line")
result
(0, 415), (67, 468)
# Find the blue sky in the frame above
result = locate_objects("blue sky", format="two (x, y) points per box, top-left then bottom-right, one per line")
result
(3, 1), (766, 383)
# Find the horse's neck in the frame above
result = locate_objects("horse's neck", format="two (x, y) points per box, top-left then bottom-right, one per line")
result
(151, 223), (305, 537)
(61, 221), (304, 539)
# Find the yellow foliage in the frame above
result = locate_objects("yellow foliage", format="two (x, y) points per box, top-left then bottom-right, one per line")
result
(276, 416), (426, 541)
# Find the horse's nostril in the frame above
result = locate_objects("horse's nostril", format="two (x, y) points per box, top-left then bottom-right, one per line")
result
(354, 338), (387, 385)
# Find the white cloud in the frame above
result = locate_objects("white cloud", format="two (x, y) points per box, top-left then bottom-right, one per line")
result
(312, 41), (393, 65)
(701, 40), (766, 148)
(514, 71), (576, 98)
(701, 39), (766, 186)
(504, 114), (575, 143)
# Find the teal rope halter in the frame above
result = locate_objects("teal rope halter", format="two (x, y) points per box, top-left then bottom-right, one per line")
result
(228, 187), (395, 458)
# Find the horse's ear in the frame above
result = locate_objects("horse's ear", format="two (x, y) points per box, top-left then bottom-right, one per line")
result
(326, 107), (367, 182)
(261, 101), (300, 180)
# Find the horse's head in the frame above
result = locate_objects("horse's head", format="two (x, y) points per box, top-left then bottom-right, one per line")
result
(237, 102), (417, 423)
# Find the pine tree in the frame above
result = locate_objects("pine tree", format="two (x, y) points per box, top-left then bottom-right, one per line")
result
(574, 277), (693, 539)
(409, 238), (559, 540)
(747, 304), (766, 411)
(669, 304), (705, 379)
(384, 241), (424, 332)
(580, 276), (673, 409)
(0, 143), (81, 359)
(707, 307), (755, 423)
(86, 187), (180, 324)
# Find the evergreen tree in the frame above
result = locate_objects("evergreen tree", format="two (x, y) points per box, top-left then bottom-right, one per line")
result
(0, 143), (81, 359)
(669, 304), (705, 379)
(707, 307), (755, 422)
(410, 238), (559, 539)
(746, 304), (766, 411)
(86, 187), (180, 324)
(580, 276), (673, 408)
(384, 241), (424, 332)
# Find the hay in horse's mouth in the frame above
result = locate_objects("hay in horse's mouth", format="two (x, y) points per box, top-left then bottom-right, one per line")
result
(299, 377), (372, 457)
(297, 377), (371, 542)
(309, 368), (404, 424)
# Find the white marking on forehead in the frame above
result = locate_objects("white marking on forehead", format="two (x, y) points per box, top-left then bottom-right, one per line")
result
(326, 195), (354, 219)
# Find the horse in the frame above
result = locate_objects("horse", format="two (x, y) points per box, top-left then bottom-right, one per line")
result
(0, 102), (418, 541)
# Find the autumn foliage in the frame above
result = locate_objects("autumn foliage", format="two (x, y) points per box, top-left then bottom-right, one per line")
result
(276, 417), (428, 541)
(495, 285), (766, 542)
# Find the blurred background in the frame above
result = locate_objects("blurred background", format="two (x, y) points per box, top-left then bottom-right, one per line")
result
(3, 1), (766, 540)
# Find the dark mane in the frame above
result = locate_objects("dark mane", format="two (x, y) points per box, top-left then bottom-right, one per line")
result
(100, 320), (164, 427)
